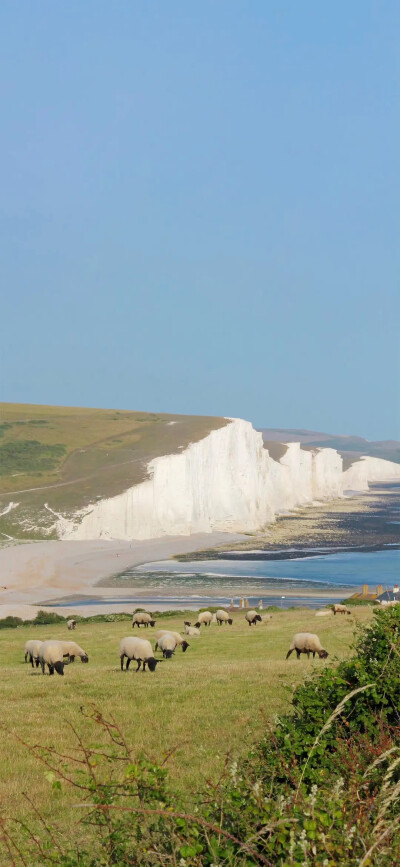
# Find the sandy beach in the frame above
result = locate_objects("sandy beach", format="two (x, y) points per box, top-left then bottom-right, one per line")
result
(0, 532), (248, 618)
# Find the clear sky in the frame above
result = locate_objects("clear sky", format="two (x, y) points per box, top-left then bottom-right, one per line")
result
(1, 2), (399, 440)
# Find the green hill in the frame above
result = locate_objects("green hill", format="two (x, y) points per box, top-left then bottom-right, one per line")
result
(0, 403), (227, 540)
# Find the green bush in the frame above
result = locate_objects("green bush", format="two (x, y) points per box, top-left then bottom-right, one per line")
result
(0, 616), (23, 629)
(340, 597), (378, 606)
(31, 610), (66, 625)
(0, 440), (66, 475)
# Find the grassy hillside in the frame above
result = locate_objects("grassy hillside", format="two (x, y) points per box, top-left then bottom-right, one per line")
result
(0, 606), (372, 857)
(260, 427), (400, 464)
(0, 403), (228, 539)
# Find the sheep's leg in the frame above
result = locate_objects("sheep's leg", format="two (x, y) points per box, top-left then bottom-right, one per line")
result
(135, 660), (141, 672)
(120, 654), (125, 671)
(69, 655), (75, 663)
(41, 661), (45, 675)
(48, 664), (54, 676)
(29, 653), (34, 668)
(35, 658), (40, 668)
(142, 661), (147, 671)
(296, 649), (301, 659)
(286, 649), (294, 659)
(126, 658), (131, 671)
(306, 650), (310, 659)
(24, 652), (28, 663)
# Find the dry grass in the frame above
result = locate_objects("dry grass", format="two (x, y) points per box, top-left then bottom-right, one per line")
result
(0, 606), (373, 841)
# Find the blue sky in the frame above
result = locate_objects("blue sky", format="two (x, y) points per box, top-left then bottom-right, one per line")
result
(1, 1), (399, 440)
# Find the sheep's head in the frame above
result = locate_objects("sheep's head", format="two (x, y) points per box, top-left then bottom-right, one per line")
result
(184, 621), (191, 626)
(227, 618), (233, 625)
(194, 621), (201, 629)
(81, 654), (89, 663)
(54, 661), (64, 676)
(149, 620), (156, 627)
(148, 658), (161, 672)
(181, 641), (189, 652)
(163, 649), (174, 659)
(255, 615), (262, 622)
(318, 649), (329, 659)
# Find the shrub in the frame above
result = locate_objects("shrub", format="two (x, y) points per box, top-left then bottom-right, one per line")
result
(31, 610), (66, 625)
(0, 616), (23, 630)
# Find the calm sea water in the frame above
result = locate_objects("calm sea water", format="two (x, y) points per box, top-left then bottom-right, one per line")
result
(133, 548), (399, 589)
(49, 547), (400, 611)
(86, 548), (396, 609)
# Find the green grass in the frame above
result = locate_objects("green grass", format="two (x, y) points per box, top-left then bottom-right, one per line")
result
(0, 403), (228, 538)
(0, 606), (372, 843)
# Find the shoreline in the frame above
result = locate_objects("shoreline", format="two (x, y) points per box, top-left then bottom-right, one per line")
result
(0, 484), (398, 619)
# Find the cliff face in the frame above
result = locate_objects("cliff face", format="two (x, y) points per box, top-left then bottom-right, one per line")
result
(343, 456), (400, 490)
(57, 419), (399, 542)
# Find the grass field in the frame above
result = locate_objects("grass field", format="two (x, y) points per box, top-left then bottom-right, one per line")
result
(0, 606), (373, 852)
(0, 403), (227, 539)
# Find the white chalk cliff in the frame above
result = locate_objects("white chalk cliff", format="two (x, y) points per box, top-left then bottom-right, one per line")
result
(58, 418), (400, 541)
(342, 456), (400, 491)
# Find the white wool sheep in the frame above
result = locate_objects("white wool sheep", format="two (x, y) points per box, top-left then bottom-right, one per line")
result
(38, 640), (65, 676)
(286, 633), (329, 660)
(332, 604), (351, 615)
(58, 640), (89, 663)
(132, 612), (156, 628)
(155, 630), (189, 652)
(24, 639), (44, 668)
(154, 633), (177, 658)
(245, 610), (262, 626)
(184, 625), (200, 637)
(216, 609), (233, 626)
(262, 614), (272, 623)
(194, 611), (213, 628)
(119, 637), (160, 672)
(67, 619), (77, 630)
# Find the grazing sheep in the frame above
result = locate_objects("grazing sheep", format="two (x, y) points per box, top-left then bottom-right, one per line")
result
(24, 639), (44, 668)
(59, 640), (89, 663)
(38, 640), (65, 676)
(216, 609), (233, 626)
(154, 633), (177, 659)
(119, 637), (160, 672)
(67, 619), (77, 630)
(333, 604), (351, 615)
(184, 624), (200, 637)
(262, 614), (272, 623)
(132, 612), (156, 628)
(155, 630), (189, 652)
(286, 633), (329, 660)
(194, 611), (213, 628)
(245, 610), (262, 626)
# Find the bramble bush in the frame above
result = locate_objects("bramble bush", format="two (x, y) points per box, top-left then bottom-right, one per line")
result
(1, 607), (400, 865)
